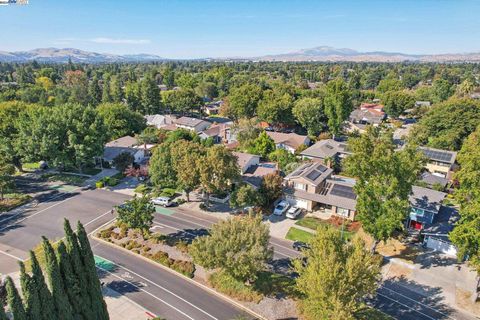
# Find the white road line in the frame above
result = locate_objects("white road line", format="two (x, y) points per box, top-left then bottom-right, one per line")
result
(97, 255), (219, 320)
(380, 285), (455, 319)
(376, 292), (437, 320)
(0, 188), (85, 231)
(0, 249), (24, 261)
(174, 211), (218, 225)
(152, 222), (199, 238)
(161, 213), (212, 229)
(96, 265), (195, 320)
(270, 241), (299, 255)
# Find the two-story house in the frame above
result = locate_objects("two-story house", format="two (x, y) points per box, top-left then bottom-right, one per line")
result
(407, 186), (446, 230)
(284, 162), (357, 220)
(418, 147), (457, 179)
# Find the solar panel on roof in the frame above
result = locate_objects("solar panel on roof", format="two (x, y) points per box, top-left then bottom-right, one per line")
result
(315, 164), (327, 172)
(306, 169), (322, 181)
(330, 184), (356, 200)
(422, 149), (452, 162)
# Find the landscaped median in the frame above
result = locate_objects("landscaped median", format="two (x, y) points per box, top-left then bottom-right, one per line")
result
(286, 215), (361, 242)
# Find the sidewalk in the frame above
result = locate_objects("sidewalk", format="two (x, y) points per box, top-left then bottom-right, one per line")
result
(84, 168), (119, 186)
(103, 286), (153, 320)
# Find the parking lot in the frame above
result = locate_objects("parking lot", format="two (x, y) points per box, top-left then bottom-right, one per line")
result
(0, 188), (130, 274)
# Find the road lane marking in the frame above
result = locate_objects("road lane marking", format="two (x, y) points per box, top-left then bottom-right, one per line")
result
(379, 285), (455, 319)
(173, 210), (218, 225)
(0, 188), (85, 231)
(269, 240), (300, 255)
(96, 265), (196, 320)
(0, 249), (24, 261)
(159, 213), (212, 229)
(376, 292), (437, 320)
(96, 255), (219, 320)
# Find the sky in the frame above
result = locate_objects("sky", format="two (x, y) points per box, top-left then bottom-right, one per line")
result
(1, 0), (480, 59)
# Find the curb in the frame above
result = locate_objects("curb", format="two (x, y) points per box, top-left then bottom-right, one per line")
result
(92, 231), (267, 320)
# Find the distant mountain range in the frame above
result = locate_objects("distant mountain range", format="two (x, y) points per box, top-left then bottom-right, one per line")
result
(1, 46), (480, 63)
(0, 48), (165, 63)
(256, 46), (480, 62)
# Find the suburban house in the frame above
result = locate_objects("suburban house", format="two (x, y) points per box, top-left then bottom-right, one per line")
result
(203, 100), (223, 115)
(102, 136), (153, 165)
(283, 162), (357, 220)
(199, 123), (233, 144)
(300, 139), (351, 164)
(145, 114), (176, 129)
(419, 172), (449, 190)
(266, 131), (310, 154)
(233, 152), (277, 189)
(347, 103), (386, 133)
(418, 147), (457, 179)
(407, 186), (446, 230)
(175, 116), (211, 132)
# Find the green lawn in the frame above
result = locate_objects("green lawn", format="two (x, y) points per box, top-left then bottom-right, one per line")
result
(295, 216), (355, 240)
(42, 173), (88, 186)
(285, 227), (314, 242)
(22, 162), (40, 170)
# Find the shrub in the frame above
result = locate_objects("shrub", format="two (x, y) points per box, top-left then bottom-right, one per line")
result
(170, 260), (195, 278)
(99, 229), (113, 239)
(134, 183), (150, 194)
(160, 188), (176, 198)
(108, 178), (119, 186)
(176, 198), (186, 205)
(95, 181), (104, 188)
(209, 271), (262, 302)
(149, 251), (170, 265)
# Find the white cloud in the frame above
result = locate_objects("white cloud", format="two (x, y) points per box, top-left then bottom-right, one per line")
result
(90, 37), (151, 45)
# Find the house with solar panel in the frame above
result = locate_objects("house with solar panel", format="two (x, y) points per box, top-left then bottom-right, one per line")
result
(283, 162), (357, 220)
(418, 147), (457, 179)
(300, 139), (351, 167)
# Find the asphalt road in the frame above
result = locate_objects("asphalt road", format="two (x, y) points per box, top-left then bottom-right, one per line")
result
(0, 189), (252, 320)
(155, 207), (478, 320)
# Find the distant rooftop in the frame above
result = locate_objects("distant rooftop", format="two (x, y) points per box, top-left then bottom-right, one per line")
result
(419, 147), (457, 164)
(285, 162), (333, 185)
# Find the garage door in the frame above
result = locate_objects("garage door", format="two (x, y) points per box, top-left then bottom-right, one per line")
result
(426, 237), (457, 257)
(286, 196), (309, 209)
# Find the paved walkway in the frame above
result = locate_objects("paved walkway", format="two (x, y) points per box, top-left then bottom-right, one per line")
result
(103, 286), (153, 320)
(84, 168), (119, 186)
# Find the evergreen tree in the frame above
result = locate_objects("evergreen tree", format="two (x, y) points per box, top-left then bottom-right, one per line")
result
(57, 241), (83, 319)
(77, 222), (109, 320)
(110, 75), (123, 103)
(30, 250), (57, 320)
(102, 74), (112, 103)
(42, 237), (74, 320)
(140, 74), (161, 114)
(0, 301), (7, 320)
(5, 276), (27, 320)
(64, 219), (93, 318)
(19, 262), (41, 320)
(88, 75), (102, 105)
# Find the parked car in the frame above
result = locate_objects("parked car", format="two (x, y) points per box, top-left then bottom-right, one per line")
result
(151, 196), (173, 207)
(293, 241), (310, 251)
(286, 207), (302, 219)
(273, 200), (290, 216)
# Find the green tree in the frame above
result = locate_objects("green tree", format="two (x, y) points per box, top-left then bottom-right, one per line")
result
(248, 131), (276, 158)
(258, 172), (284, 208)
(57, 241), (83, 318)
(19, 261), (41, 320)
(42, 237), (74, 320)
(110, 75), (123, 103)
(324, 78), (353, 136)
(294, 227), (381, 320)
(229, 184), (260, 209)
(149, 143), (177, 188)
(125, 81), (142, 112)
(171, 140), (206, 201)
(268, 149), (296, 171)
(76, 222), (109, 320)
(5, 276), (27, 320)
(190, 215), (273, 283)
(102, 74), (112, 103)
(382, 91), (415, 118)
(292, 97), (326, 136)
(97, 103), (146, 140)
(112, 151), (135, 173)
(225, 83), (263, 119)
(257, 89), (294, 126)
(30, 250), (57, 320)
(454, 125), (480, 201)
(432, 79), (454, 102)
(162, 89), (203, 114)
(344, 126), (423, 252)
(199, 146), (240, 206)
(0, 101), (29, 171)
(117, 196), (155, 230)
(0, 300), (7, 320)
(0, 162), (15, 200)
(88, 75), (102, 105)
(376, 78), (402, 93)
(141, 74), (161, 114)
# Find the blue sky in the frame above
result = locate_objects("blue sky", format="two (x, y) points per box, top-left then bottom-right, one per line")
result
(1, 0), (480, 58)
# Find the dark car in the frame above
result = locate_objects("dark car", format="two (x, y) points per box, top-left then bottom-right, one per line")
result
(292, 241), (310, 251)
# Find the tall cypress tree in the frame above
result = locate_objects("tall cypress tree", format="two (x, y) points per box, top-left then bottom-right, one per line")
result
(19, 262), (41, 320)
(77, 222), (109, 320)
(0, 302), (7, 320)
(30, 250), (57, 320)
(5, 276), (27, 320)
(42, 237), (74, 320)
(57, 241), (83, 319)
(64, 219), (93, 319)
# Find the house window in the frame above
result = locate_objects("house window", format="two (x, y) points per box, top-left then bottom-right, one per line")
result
(294, 182), (306, 191)
(336, 207), (349, 217)
(411, 207), (425, 217)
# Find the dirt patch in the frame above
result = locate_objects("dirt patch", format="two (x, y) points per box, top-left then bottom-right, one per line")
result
(456, 288), (480, 315)
(382, 262), (413, 279)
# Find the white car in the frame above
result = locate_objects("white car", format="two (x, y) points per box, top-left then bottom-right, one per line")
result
(286, 207), (302, 219)
(273, 200), (290, 216)
(151, 196), (173, 207)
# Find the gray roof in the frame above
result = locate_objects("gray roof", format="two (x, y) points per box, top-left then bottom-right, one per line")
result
(105, 136), (137, 148)
(285, 162), (333, 186)
(420, 172), (448, 188)
(419, 147), (457, 165)
(145, 114), (175, 128)
(422, 206), (459, 237)
(175, 116), (210, 128)
(349, 108), (386, 124)
(103, 136), (138, 162)
(409, 186), (446, 213)
(300, 139), (350, 159)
